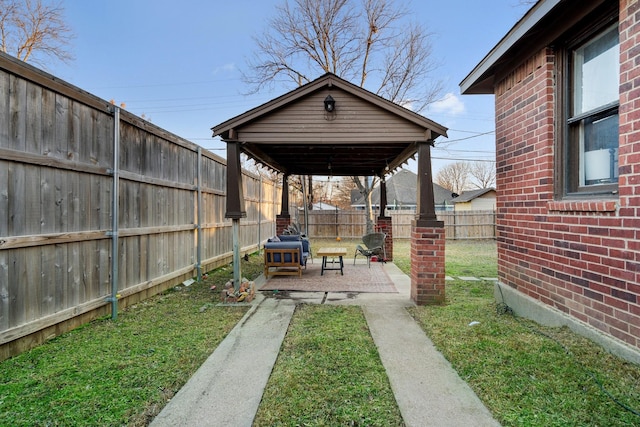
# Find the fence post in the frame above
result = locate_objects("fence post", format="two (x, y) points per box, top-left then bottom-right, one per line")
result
(196, 147), (202, 282)
(109, 106), (120, 320)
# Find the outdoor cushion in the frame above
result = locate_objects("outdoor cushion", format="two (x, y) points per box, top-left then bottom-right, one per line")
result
(277, 234), (311, 261)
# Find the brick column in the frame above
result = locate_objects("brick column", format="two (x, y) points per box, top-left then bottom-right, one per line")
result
(376, 216), (393, 261)
(276, 215), (291, 236)
(411, 223), (445, 305)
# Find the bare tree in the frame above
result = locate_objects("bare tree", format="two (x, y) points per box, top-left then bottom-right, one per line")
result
(352, 175), (379, 233)
(245, 0), (441, 109)
(244, 0), (442, 233)
(468, 161), (496, 189)
(435, 162), (470, 195)
(0, 0), (73, 67)
(333, 177), (356, 209)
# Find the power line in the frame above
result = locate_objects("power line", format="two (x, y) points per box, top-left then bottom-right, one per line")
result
(436, 130), (495, 145)
(432, 156), (495, 162)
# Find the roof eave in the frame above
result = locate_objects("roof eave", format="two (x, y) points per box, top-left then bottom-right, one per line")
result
(460, 0), (562, 95)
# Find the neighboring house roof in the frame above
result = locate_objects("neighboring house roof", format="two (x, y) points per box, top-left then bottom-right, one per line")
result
(351, 169), (457, 207)
(433, 183), (457, 207)
(460, 0), (605, 94)
(453, 188), (496, 203)
(299, 202), (339, 211)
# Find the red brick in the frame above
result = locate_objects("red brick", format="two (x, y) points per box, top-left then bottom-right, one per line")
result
(494, 24), (640, 351)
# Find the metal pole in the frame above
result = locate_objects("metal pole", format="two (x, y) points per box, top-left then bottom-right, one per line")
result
(301, 176), (308, 235)
(273, 178), (278, 236)
(196, 147), (202, 282)
(232, 218), (241, 292)
(110, 106), (120, 320)
(258, 175), (262, 249)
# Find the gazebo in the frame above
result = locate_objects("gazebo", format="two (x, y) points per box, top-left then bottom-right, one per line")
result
(212, 73), (448, 304)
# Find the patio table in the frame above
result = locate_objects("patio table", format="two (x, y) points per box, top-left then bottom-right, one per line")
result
(317, 247), (347, 275)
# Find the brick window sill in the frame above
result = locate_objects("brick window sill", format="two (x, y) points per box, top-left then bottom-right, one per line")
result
(547, 200), (618, 213)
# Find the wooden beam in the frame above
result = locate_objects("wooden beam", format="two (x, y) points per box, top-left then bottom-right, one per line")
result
(242, 143), (286, 173)
(388, 142), (418, 172)
(379, 176), (389, 219)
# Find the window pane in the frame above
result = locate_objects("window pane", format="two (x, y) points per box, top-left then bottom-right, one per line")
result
(580, 112), (619, 186)
(573, 25), (619, 115)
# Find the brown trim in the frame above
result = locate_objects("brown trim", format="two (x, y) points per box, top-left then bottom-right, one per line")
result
(555, 7), (620, 199)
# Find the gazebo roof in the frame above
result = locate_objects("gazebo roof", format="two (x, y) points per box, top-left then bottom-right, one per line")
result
(212, 73), (447, 177)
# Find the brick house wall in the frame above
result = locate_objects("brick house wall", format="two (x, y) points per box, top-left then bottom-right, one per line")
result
(494, 1), (639, 351)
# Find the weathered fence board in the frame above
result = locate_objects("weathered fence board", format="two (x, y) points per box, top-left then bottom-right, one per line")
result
(0, 52), (279, 360)
(297, 209), (496, 240)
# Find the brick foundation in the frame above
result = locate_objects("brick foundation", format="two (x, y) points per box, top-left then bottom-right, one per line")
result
(410, 224), (445, 305)
(376, 217), (393, 261)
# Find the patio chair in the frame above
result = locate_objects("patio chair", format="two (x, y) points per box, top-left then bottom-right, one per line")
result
(353, 232), (386, 267)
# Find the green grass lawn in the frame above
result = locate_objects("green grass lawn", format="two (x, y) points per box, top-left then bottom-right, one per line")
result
(1, 238), (639, 426)
(0, 256), (263, 426)
(401, 239), (640, 427)
(254, 305), (403, 426)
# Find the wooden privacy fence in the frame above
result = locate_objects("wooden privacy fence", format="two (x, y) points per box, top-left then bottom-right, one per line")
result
(297, 209), (496, 239)
(0, 53), (279, 360)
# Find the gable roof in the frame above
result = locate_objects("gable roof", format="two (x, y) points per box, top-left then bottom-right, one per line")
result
(351, 169), (457, 206)
(212, 73), (448, 177)
(299, 202), (340, 211)
(452, 188), (496, 203)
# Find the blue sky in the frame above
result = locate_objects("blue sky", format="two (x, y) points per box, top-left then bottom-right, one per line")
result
(47, 0), (530, 176)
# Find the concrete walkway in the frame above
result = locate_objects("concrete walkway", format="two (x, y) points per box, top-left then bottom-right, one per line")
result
(152, 262), (500, 426)
(151, 297), (296, 427)
(364, 304), (498, 426)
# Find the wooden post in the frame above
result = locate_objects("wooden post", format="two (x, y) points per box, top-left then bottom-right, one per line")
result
(281, 173), (290, 217)
(225, 141), (246, 219)
(416, 141), (440, 225)
(225, 141), (247, 292)
(377, 176), (393, 261)
(276, 173), (291, 235)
